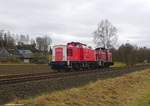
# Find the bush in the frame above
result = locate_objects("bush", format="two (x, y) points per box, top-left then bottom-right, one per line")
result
(31, 53), (49, 64)
(0, 57), (21, 63)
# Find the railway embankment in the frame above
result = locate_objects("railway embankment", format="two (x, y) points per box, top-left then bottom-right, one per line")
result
(0, 66), (150, 105)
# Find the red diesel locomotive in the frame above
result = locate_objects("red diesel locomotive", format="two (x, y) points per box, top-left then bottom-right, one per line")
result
(49, 42), (113, 70)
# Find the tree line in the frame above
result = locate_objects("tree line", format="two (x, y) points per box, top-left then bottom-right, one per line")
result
(0, 30), (52, 53)
(94, 19), (150, 66)
(111, 44), (150, 66)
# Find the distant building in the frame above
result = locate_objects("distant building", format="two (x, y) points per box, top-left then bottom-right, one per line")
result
(17, 49), (33, 63)
(0, 48), (11, 62)
(0, 48), (11, 58)
(7, 49), (17, 56)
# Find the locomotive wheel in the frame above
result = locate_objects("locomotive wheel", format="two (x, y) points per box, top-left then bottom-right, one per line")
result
(73, 63), (81, 71)
(101, 61), (104, 68)
(64, 67), (71, 72)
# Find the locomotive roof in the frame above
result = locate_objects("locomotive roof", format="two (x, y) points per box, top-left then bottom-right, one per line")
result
(53, 45), (66, 47)
(67, 42), (86, 46)
(95, 47), (107, 50)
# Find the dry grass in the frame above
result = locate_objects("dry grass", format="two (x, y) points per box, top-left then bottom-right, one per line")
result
(9, 69), (150, 106)
(111, 62), (126, 68)
(0, 64), (52, 76)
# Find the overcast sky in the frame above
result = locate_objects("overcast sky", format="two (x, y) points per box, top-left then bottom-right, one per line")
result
(0, 0), (150, 47)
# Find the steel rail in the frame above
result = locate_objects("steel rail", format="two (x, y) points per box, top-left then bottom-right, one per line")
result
(0, 65), (149, 85)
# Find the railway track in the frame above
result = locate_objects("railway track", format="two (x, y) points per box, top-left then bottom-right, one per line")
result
(0, 65), (150, 85)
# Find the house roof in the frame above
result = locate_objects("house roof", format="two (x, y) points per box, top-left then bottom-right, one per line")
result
(0, 48), (10, 57)
(17, 49), (33, 59)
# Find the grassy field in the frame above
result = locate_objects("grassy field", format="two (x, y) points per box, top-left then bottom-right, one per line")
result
(111, 62), (126, 68)
(3, 68), (149, 106)
(0, 62), (125, 76)
(0, 64), (52, 76)
(111, 62), (150, 68)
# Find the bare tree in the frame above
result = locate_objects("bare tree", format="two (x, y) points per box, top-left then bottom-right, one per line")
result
(118, 43), (138, 66)
(94, 19), (117, 49)
(36, 36), (52, 52)
(0, 30), (4, 47)
(30, 39), (36, 45)
(36, 37), (43, 51)
(0, 30), (15, 48)
(43, 36), (52, 52)
(18, 34), (30, 44)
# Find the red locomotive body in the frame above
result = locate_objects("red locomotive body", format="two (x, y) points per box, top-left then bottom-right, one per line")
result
(95, 48), (113, 67)
(67, 42), (83, 61)
(67, 42), (96, 62)
(50, 42), (113, 70)
(83, 47), (96, 62)
(107, 51), (112, 62)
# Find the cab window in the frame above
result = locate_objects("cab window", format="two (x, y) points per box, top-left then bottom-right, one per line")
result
(67, 48), (73, 56)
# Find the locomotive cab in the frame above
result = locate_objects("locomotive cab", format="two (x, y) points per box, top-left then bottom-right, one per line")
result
(50, 45), (68, 69)
(95, 48), (113, 67)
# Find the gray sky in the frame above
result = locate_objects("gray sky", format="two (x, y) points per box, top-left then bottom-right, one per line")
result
(0, 0), (150, 47)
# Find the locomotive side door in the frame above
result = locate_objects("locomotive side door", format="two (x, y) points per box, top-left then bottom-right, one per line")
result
(52, 45), (67, 62)
(55, 48), (63, 61)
